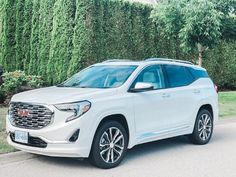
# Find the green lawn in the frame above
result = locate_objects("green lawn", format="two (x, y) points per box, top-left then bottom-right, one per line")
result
(219, 91), (236, 118)
(0, 91), (235, 154)
(0, 107), (15, 154)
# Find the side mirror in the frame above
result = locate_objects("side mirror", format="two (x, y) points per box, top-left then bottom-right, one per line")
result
(129, 82), (154, 92)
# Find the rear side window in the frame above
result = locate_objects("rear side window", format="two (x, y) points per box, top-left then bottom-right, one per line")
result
(164, 65), (194, 88)
(187, 67), (209, 79)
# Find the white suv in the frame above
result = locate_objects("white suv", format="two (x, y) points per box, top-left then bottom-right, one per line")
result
(6, 58), (218, 168)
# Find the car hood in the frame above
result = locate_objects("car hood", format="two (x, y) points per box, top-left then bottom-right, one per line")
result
(11, 86), (117, 105)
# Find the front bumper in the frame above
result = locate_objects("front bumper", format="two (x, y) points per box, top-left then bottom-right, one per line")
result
(6, 108), (95, 158)
(7, 135), (87, 157)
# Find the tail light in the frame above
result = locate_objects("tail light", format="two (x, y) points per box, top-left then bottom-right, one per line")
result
(214, 84), (219, 93)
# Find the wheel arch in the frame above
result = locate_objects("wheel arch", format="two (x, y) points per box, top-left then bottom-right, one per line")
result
(96, 114), (130, 143)
(198, 104), (214, 119)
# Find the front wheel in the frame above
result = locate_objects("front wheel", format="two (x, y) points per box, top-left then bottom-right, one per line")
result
(189, 109), (213, 145)
(89, 121), (128, 169)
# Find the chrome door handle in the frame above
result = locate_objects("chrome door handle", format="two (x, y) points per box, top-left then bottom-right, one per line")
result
(162, 93), (170, 98)
(194, 89), (200, 94)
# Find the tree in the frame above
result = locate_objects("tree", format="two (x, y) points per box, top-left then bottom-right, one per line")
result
(213, 0), (236, 41)
(15, 0), (25, 70)
(1, 0), (16, 71)
(151, 0), (223, 66)
(22, 0), (33, 71)
(150, 0), (187, 59)
(0, 0), (4, 64)
(38, 0), (55, 79)
(47, 0), (75, 84)
(28, 0), (40, 74)
(179, 0), (222, 66)
(68, 0), (93, 77)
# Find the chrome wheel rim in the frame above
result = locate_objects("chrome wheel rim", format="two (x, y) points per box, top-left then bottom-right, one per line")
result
(99, 127), (124, 164)
(198, 113), (212, 141)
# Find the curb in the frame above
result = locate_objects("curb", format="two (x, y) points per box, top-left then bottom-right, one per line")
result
(0, 151), (37, 166)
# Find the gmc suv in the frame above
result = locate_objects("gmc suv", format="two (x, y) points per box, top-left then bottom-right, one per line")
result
(6, 58), (218, 168)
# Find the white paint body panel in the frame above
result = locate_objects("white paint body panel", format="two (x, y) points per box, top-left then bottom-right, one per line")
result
(6, 61), (218, 158)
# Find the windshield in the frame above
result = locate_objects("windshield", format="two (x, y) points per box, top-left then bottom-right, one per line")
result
(58, 65), (137, 88)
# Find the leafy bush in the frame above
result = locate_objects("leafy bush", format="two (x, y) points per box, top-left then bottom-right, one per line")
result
(26, 75), (44, 88)
(1, 71), (27, 94)
(0, 71), (43, 104)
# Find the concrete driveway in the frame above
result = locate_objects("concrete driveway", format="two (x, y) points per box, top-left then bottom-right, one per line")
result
(0, 119), (236, 177)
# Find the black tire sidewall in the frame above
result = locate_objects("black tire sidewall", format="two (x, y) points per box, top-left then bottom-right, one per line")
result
(89, 121), (128, 169)
(191, 109), (213, 145)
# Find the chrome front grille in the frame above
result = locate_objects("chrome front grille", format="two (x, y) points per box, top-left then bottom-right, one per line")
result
(9, 102), (54, 129)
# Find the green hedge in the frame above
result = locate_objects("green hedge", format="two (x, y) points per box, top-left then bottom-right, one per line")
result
(204, 41), (236, 89)
(0, 0), (235, 88)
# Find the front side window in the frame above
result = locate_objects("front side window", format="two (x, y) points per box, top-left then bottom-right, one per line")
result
(59, 65), (137, 88)
(164, 65), (194, 88)
(131, 65), (165, 90)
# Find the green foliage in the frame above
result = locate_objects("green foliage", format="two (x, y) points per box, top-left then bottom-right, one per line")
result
(151, 0), (225, 66)
(204, 41), (236, 89)
(179, 0), (222, 52)
(0, 0), (3, 64)
(0, 0), (235, 88)
(1, 0), (16, 71)
(213, 0), (236, 41)
(1, 71), (27, 94)
(15, 0), (25, 70)
(221, 15), (236, 41)
(0, 71), (43, 103)
(68, 0), (94, 76)
(48, 0), (75, 84)
(28, 0), (40, 74)
(150, 0), (186, 39)
(38, 0), (55, 79)
(22, 0), (33, 71)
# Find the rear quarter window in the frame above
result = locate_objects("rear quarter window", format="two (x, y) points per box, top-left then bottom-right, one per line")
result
(187, 67), (209, 80)
(164, 65), (194, 88)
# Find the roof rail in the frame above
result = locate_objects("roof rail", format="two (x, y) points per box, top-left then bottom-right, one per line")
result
(145, 58), (194, 65)
(102, 59), (133, 63)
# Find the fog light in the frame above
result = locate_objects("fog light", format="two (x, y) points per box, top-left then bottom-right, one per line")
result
(69, 129), (80, 142)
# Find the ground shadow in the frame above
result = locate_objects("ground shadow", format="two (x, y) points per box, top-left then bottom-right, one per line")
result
(35, 136), (192, 168)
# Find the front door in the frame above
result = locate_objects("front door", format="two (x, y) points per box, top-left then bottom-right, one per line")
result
(130, 65), (169, 138)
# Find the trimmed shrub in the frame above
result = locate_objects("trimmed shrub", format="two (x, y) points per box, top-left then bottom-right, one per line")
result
(0, 71), (44, 104)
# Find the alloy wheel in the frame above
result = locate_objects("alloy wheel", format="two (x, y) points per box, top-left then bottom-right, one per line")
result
(198, 113), (212, 141)
(99, 127), (125, 164)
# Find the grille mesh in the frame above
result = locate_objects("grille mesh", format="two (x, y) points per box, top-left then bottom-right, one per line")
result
(9, 102), (54, 129)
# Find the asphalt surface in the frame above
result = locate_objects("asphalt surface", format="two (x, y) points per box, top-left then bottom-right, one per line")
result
(0, 119), (236, 177)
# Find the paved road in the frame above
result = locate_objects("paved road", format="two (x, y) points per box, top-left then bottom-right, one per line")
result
(0, 119), (236, 177)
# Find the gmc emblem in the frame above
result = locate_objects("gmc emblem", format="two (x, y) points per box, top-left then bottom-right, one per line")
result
(17, 109), (30, 117)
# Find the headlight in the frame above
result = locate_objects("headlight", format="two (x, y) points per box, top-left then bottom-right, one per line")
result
(55, 101), (91, 122)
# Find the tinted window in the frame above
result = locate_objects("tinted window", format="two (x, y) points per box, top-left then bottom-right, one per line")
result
(132, 65), (165, 89)
(187, 67), (209, 79)
(164, 65), (194, 88)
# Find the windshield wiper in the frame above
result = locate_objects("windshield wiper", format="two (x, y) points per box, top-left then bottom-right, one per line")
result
(56, 84), (71, 87)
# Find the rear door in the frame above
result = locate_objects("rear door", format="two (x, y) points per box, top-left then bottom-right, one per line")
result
(161, 64), (197, 129)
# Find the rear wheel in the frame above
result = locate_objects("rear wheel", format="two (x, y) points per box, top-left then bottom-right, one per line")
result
(189, 109), (213, 145)
(89, 121), (128, 169)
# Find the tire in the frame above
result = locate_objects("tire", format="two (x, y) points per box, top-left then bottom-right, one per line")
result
(189, 109), (213, 145)
(89, 121), (128, 169)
